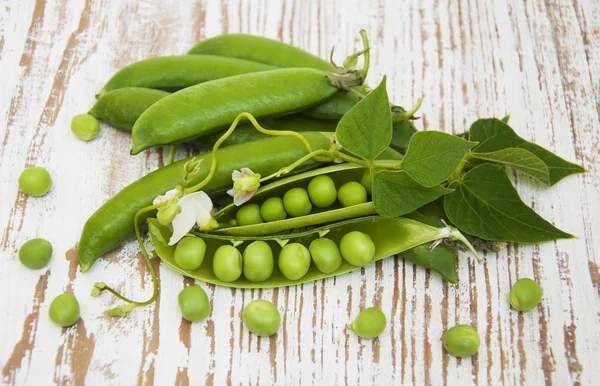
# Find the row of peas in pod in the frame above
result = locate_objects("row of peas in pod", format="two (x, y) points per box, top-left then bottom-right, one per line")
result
(235, 174), (369, 226)
(173, 229), (375, 283)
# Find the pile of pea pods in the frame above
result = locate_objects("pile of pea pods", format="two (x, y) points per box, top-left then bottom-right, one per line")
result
(15, 32), (563, 353)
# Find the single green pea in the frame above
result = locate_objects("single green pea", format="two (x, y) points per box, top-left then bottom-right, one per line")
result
(283, 187), (312, 217)
(442, 325), (480, 358)
(243, 241), (274, 282)
(18, 167), (52, 197)
(509, 278), (542, 311)
(339, 231), (376, 266)
(348, 307), (386, 339)
(307, 175), (337, 208)
(360, 170), (372, 194)
(212, 245), (243, 282)
(174, 236), (206, 271)
(308, 238), (342, 273)
(242, 299), (281, 337)
(71, 113), (100, 141)
(236, 204), (263, 226)
(260, 197), (287, 222)
(277, 243), (311, 280)
(178, 285), (210, 322)
(48, 294), (80, 327)
(337, 181), (368, 207)
(18, 238), (53, 269)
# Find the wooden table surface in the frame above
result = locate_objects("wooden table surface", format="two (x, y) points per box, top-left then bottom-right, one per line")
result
(1, 0), (599, 385)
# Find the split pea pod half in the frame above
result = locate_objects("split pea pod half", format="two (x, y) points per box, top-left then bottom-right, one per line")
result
(148, 216), (461, 288)
(130, 67), (364, 154)
(210, 160), (402, 237)
(188, 33), (334, 71)
(77, 132), (332, 272)
(98, 55), (277, 97)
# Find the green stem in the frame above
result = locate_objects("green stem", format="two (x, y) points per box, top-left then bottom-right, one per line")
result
(358, 29), (370, 81)
(259, 149), (332, 183)
(331, 151), (369, 167)
(167, 145), (176, 165)
(403, 97), (423, 120)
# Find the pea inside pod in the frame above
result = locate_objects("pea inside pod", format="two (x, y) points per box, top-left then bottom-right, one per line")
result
(148, 215), (466, 288)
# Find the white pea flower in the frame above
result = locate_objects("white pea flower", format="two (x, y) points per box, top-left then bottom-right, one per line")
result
(227, 167), (261, 206)
(153, 187), (180, 205)
(167, 191), (218, 245)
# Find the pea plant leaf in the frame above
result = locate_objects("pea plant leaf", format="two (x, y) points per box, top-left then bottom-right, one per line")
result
(400, 131), (478, 187)
(443, 163), (574, 243)
(469, 118), (585, 185)
(336, 76), (392, 160)
(372, 171), (452, 217)
(470, 148), (551, 185)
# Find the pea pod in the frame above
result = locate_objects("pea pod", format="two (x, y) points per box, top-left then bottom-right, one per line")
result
(131, 68), (361, 154)
(148, 216), (462, 288)
(78, 132), (332, 272)
(98, 55), (276, 97)
(188, 34), (333, 71)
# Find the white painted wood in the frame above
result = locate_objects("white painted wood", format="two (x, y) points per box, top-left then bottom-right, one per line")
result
(0, 0), (599, 385)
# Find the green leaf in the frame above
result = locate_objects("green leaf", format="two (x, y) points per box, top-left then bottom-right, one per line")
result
(469, 118), (584, 185)
(400, 131), (478, 187)
(147, 218), (175, 259)
(373, 171), (452, 217)
(444, 164), (574, 243)
(336, 76), (392, 160)
(470, 148), (551, 185)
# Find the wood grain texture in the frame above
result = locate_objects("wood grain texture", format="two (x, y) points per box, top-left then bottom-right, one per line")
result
(0, 0), (599, 384)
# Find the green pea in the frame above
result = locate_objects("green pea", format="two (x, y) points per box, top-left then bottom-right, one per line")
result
(348, 307), (386, 339)
(71, 113), (100, 141)
(48, 294), (80, 327)
(243, 241), (274, 282)
(283, 187), (312, 217)
(18, 238), (53, 269)
(260, 197), (287, 222)
(509, 278), (542, 311)
(212, 245), (243, 282)
(442, 325), (480, 358)
(339, 231), (376, 266)
(174, 236), (206, 270)
(242, 299), (281, 337)
(307, 175), (337, 208)
(337, 181), (368, 207)
(277, 243), (311, 280)
(308, 238), (342, 273)
(178, 285), (210, 322)
(18, 167), (52, 197)
(360, 170), (372, 194)
(236, 204), (263, 226)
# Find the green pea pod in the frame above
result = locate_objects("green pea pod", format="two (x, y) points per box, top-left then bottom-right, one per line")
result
(148, 216), (461, 288)
(98, 55), (277, 97)
(131, 68), (360, 154)
(78, 132), (332, 272)
(402, 210), (458, 283)
(89, 88), (170, 131)
(303, 89), (363, 120)
(188, 34), (333, 71)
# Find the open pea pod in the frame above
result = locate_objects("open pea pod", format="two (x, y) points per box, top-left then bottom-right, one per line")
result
(149, 216), (461, 287)
(211, 163), (389, 236)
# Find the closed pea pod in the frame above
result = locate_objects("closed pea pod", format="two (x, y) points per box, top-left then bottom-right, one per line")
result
(188, 33), (334, 71)
(98, 55), (276, 96)
(131, 68), (364, 154)
(148, 214), (477, 288)
(78, 133), (332, 272)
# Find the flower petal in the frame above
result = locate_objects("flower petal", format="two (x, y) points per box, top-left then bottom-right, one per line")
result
(233, 190), (255, 206)
(226, 188), (236, 198)
(231, 170), (243, 180)
(153, 187), (179, 205)
(241, 167), (254, 175)
(168, 192), (213, 245)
